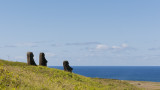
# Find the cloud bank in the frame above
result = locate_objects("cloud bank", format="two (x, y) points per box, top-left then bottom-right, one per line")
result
(95, 43), (128, 51)
(66, 42), (100, 46)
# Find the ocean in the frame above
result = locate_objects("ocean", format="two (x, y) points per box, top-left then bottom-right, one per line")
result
(49, 66), (160, 82)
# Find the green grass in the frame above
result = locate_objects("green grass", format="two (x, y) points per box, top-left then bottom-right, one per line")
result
(0, 59), (142, 90)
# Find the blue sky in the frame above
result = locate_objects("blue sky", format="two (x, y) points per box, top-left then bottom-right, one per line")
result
(0, 0), (160, 66)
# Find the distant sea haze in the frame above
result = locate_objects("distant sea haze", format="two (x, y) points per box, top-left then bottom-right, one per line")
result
(49, 66), (160, 82)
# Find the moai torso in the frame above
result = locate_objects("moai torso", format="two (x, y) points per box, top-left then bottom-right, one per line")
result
(39, 53), (48, 66)
(27, 52), (37, 66)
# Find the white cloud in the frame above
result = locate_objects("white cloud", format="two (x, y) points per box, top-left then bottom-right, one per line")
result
(112, 44), (128, 49)
(14, 56), (25, 60)
(15, 42), (38, 47)
(45, 53), (56, 57)
(96, 44), (109, 50)
(121, 43), (128, 48)
(4, 42), (38, 48)
(112, 46), (121, 49)
(66, 42), (100, 46)
(95, 43), (128, 51)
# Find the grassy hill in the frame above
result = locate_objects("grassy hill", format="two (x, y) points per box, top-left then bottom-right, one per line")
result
(0, 59), (141, 90)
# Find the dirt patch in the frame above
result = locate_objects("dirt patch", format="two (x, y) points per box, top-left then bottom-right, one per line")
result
(126, 80), (160, 90)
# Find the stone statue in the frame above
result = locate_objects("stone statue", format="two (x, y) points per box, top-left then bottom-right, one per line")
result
(63, 61), (73, 72)
(27, 52), (37, 66)
(39, 52), (48, 66)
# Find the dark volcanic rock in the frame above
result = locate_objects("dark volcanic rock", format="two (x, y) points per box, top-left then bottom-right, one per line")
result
(39, 52), (48, 66)
(27, 52), (37, 66)
(63, 61), (73, 72)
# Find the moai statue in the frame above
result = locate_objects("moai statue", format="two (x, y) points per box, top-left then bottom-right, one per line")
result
(63, 61), (73, 73)
(39, 52), (48, 66)
(27, 52), (37, 66)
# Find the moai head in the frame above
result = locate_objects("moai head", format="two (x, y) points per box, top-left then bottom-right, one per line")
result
(63, 61), (69, 66)
(63, 60), (73, 73)
(39, 52), (47, 66)
(40, 52), (45, 57)
(27, 52), (37, 66)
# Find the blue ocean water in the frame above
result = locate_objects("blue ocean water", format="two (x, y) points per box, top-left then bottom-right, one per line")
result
(49, 66), (160, 82)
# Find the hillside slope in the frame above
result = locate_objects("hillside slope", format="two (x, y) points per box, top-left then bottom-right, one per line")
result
(0, 59), (140, 90)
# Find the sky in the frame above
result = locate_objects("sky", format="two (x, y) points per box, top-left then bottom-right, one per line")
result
(0, 0), (160, 66)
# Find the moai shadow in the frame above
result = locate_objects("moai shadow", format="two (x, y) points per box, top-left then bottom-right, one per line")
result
(39, 52), (48, 66)
(63, 61), (73, 73)
(27, 52), (37, 66)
